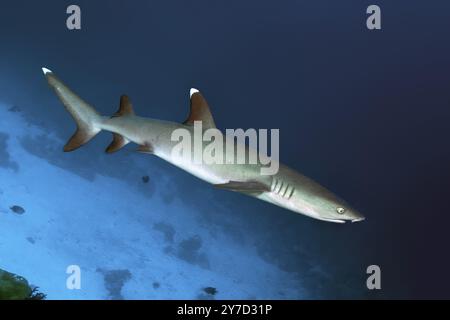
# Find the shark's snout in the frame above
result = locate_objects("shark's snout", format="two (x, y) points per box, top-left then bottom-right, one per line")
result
(351, 216), (366, 223)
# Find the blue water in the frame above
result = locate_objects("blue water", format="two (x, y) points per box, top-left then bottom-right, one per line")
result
(0, 0), (449, 299)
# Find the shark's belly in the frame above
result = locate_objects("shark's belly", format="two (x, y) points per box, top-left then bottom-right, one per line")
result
(156, 140), (315, 218)
(156, 149), (263, 185)
(153, 130), (268, 185)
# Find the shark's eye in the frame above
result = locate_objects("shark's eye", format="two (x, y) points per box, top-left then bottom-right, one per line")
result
(337, 207), (346, 214)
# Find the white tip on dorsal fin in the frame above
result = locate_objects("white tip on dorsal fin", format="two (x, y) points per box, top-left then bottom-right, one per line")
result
(42, 67), (53, 75)
(190, 88), (199, 98)
(183, 88), (216, 128)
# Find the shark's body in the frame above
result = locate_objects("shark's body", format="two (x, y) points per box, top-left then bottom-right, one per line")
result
(42, 67), (364, 223)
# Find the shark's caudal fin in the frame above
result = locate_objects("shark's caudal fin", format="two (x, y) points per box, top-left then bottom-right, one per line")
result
(42, 67), (103, 152)
(183, 88), (216, 128)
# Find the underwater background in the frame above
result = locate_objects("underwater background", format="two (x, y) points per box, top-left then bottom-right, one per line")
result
(1, 0), (450, 299)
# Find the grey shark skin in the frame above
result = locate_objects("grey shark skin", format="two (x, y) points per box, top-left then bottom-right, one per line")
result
(42, 67), (365, 224)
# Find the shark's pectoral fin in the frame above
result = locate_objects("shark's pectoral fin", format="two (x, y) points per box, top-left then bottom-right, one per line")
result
(105, 133), (129, 153)
(136, 143), (154, 154)
(214, 180), (270, 195)
(183, 88), (216, 129)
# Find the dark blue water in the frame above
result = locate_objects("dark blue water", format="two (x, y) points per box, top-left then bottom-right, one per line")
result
(0, 0), (449, 299)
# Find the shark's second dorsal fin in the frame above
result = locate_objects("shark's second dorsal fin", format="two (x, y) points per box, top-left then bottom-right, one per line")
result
(183, 88), (216, 128)
(113, 95), (135, 117)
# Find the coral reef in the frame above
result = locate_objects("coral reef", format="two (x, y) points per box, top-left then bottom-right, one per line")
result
(0, 269), (46, 300)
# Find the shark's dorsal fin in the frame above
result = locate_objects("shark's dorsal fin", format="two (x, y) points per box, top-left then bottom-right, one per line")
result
(214, 180), (270, 196)
(113, 95), (135, 117)
(183, 88), (216, 128)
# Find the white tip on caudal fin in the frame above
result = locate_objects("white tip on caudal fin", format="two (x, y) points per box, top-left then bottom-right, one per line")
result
(190, 88), (199, 98)
(42, 67), (53, 75)
(42, 68), (102, 152)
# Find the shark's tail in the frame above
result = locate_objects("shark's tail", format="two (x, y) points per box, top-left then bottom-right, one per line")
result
(42, 67), (104, 152)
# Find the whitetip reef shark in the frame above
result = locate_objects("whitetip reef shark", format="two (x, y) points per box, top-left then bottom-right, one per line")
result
(42, 67), (365, 224)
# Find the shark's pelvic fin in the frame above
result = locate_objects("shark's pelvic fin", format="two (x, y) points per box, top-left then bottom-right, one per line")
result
(105, 133), (130, 153)
(42, 67), (102, 152)
(136, 143), (154, 154)
(214, 180), (271, 195)
(112, 95), (135, 117)
(183, 88), (216, 128)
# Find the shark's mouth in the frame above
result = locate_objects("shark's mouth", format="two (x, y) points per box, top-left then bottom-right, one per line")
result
(320, 217), (365, 224)
(320, 218), (346, 224)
